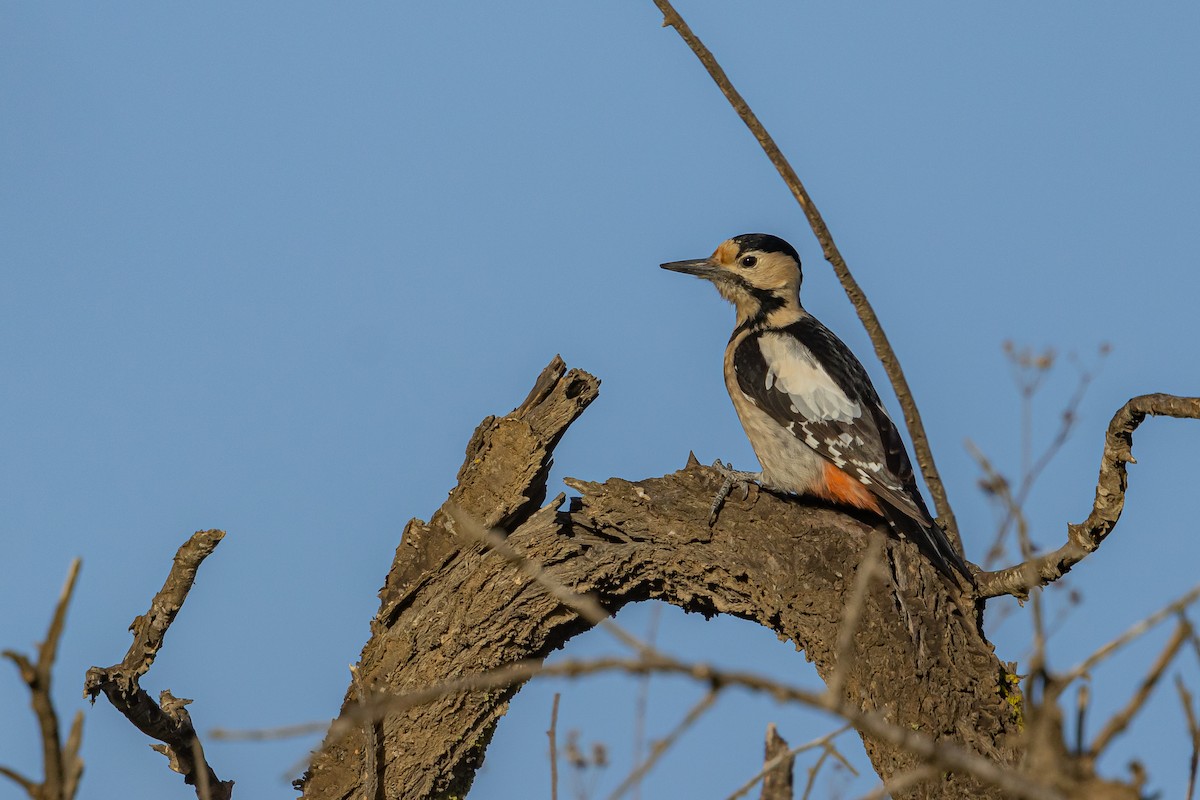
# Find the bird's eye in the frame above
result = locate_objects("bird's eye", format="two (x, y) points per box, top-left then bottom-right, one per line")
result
(740, 255), (758, 268)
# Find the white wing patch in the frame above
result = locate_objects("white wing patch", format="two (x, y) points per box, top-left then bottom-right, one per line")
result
(758, 334), (861, 423)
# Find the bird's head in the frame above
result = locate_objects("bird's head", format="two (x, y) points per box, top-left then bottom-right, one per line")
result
(661, 233), (803, 323)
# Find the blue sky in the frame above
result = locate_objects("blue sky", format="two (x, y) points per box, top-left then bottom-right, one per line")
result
(3, 3), (1199, 798)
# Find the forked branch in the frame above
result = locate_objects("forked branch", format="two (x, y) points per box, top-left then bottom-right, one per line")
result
(83, 530), (233, 800)
(1, 559), (84, 800)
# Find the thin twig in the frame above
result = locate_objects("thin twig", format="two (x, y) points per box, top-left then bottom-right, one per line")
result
(968, 437), (1069, 666)
(982, 349), (1102, 568)
(631, 605), (661, 800)
(976, 394), (1200, 598)
(1087, 620), (1191, 757)
(1063, 581), (1200, 684)
(968, 440), (1031, 573)
(799, 732), (856, 800)
(605, 689), (718, 800)
(651, 0), (962, 550)
(211, 722), (326, 742)
(799, 746), (834, 800)
(549, 693), (561, 800)
(1, 558), (84, 800)
(0, 766), (37, 796)
(83, 530), (233, 800)
(822, 741), (859, 776)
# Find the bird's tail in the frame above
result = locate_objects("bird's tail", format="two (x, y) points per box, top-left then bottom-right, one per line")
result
(880, 505), (975, 587)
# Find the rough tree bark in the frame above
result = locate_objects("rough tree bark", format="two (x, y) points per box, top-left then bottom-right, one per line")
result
(296, 356), (1046, 800)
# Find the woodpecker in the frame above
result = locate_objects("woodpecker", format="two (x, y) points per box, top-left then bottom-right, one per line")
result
(661, 233), (972, 585)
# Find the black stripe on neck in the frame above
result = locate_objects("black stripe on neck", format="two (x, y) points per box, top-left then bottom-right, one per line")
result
(730, 289), (787, 341)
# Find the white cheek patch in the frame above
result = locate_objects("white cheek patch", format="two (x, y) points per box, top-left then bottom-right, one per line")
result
(759, 334), (861, 422)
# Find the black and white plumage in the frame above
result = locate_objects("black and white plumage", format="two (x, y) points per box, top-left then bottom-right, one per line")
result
(661, 233), (972, 585)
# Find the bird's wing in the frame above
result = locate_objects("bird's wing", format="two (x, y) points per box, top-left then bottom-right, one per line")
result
(733, 321), (929, 526)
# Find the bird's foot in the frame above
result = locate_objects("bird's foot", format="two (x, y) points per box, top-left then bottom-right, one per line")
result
(708, 459), (762, 526)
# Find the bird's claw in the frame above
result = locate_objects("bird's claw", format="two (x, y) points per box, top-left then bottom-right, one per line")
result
(707, 459), (761, 526)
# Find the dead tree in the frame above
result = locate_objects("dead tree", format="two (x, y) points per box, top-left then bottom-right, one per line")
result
(284, 356), (1194, 800)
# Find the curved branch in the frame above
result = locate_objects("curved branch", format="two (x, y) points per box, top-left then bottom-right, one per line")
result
(299, 358), (1021, 800)
(976, 394), (1200, 599)
(650, 0), (962, 549)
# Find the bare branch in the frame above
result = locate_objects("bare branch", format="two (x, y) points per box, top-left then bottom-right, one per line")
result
(2, 557), (84, 800)
(1187, 613), (1200, 667)
(548, 693), (561, 800)
(83, 530), (233, 800)
(981, 346), (1105, 569)
(1064, 581), (1200, 684)
(977, 393), (1200, 599)
(798, 746), (832, 800)
(0, 766), (37, 797)
(212, 721), (326, 742)
(800, 739), (860, 800)
(631, 606), (661, 800)
(1176, 676), (1199, 800)
(1088, 620), (1191, 758)
(968, 440), (1031, 573)
(650, 0), (962, 549)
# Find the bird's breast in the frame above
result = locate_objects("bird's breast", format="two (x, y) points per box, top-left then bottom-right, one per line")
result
(726, 382), (826, 494)
(724, 331), (825, 493)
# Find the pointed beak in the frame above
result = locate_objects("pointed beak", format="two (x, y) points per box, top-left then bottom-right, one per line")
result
(660, 258), (720, 279)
